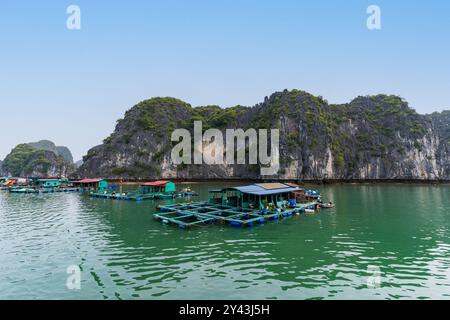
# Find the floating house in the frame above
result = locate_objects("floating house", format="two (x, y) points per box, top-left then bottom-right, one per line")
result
(72, 178), (108, 190)
(125, 181), (177, 200)
(208, 183), (303, 210)
(36, 179), (61, 188)
(90, 180), (176, 201)
(59, 178), (70, 185)
(141, 181), (176, 197)
(156, 183), (319, 229)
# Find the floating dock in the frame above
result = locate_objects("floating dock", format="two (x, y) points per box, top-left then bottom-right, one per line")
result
(155, 201), (317, 229)
(90, 191), (157, 201)
(155, 183), (319, 229)
(8, 187), (82, 194)
(1, 178), (108, 194)
(90, 181), (198, 202)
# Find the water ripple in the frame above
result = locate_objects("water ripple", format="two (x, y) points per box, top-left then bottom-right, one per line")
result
(1, 184), (450, 299)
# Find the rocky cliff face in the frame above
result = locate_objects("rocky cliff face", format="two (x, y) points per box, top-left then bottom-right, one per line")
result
(1, 144), (75, 178)
(28, 140), (74, 164)
(77, 91), (450, 181)
(74, 160), (83, 168)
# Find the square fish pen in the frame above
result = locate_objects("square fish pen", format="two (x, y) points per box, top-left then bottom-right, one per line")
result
(157, 202), (235, 213)
(154, 210), (216, 229)
(155, 183), (320, 230)
(202, 211), (267, 227)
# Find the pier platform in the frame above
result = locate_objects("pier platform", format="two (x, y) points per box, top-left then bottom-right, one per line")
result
(155, 201), (318, 229)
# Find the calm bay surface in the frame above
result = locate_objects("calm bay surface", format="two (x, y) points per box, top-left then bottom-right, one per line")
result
(1, 183), (450, 300)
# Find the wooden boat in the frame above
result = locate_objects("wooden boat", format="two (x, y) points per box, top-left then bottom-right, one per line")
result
(320, 202), (335, 209)
(175, 187), (199, 197)
(9, 187), (81, 194)
(154, 192), (176, 199)
(9, 188), (39, 194)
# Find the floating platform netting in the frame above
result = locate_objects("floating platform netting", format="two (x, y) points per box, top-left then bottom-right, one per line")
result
(155, 201), (318, 229)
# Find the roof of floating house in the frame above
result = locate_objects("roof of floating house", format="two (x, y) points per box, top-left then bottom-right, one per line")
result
(230, 183), (301, 196)
(284, 182), (303, 189)
(256, 183), (291, 190)
(38, 179), (60, 182)
(74, 179), (105, 184)
(141, 180), (172, 187)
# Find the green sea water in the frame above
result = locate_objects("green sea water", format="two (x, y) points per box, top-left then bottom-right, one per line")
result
(1, 183), (450, 300)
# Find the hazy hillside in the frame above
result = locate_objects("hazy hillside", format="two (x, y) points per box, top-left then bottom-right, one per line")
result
(28, 140), (74, 164)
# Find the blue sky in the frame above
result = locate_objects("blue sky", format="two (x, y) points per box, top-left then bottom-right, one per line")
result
(1, 0), (449, 161)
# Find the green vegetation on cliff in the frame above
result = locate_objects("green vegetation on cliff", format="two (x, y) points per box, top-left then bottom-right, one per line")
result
(77, 90), (450, 181)
(2, 143), (73, 177)
(27, 140), (74, 164)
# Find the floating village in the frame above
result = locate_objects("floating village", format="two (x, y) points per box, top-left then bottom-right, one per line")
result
(0, 177), (334, 230)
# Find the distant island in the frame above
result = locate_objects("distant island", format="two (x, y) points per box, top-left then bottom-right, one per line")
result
(0, 140), (75, 178)
(2, 90), (449, 181)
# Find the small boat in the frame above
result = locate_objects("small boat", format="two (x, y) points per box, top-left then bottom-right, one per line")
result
(154, 192), (176, 199)
(320, 202), (335, 209)
(176, 187), (199, 197)
(9, 188), (27, 193)
(9, 188), (39, 194)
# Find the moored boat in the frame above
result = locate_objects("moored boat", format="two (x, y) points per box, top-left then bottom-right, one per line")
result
(9, 188), (39, 194)
(320, 202), (335, 209)
(175, 187), (199, 197)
